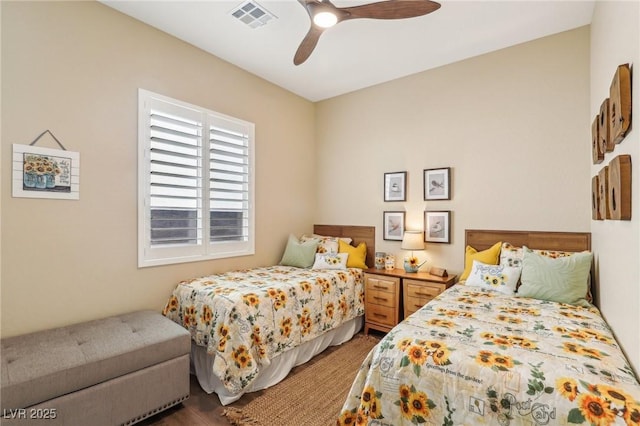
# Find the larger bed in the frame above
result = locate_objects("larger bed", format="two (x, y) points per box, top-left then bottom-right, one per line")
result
(339, 229), (640, 426)
(162, 224), (374, 405)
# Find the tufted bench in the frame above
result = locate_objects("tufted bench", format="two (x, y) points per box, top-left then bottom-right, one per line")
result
(1, 310), (191, 426)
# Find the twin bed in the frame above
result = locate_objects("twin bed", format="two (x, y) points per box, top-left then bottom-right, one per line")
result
(162, 224), (375, 405)
(339, 230), (640, 425)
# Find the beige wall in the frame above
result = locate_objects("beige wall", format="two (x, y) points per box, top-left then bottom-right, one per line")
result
(315, 27), (591, 274)
(590, 1), (640, 374)
(1, 1), (316, 337)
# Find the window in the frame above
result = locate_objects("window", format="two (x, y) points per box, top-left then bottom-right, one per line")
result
(138, 89), (254, 267)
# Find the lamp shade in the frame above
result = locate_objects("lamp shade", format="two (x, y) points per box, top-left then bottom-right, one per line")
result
(401, 231), (424, 251)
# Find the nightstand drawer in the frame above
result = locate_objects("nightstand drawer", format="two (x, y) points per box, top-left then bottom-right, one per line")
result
(405, 282), (442, 299)
(404, 280), (445, 317)
(366, 290), (395, 307)
(366, 303), (396, 327)
(405, 297), (434, 316)
(366, 277), (397, 293)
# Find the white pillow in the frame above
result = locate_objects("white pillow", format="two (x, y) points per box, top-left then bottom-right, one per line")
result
(312, 233), (353, 244)
(311, 252), (348, 270)
(499, 242), (523, 268)
(466, 260), (521, 295)
(300, 234), (338, 254)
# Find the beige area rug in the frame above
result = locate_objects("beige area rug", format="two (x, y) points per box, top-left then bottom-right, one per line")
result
(223, 334), (379, 426)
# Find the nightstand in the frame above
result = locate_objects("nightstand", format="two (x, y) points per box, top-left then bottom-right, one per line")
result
(363, 268), (457, 334)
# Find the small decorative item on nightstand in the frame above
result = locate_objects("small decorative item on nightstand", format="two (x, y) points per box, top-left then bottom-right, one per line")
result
(401, 230), (426, 273)
(384, 254), (396, 271)
(375, 252), (386, 269)
(430, 267), (448, 277)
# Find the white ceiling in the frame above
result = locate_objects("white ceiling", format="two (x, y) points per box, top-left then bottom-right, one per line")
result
(100, 0), (595, 102)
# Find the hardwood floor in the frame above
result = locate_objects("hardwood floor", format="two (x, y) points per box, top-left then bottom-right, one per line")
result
(136, 374), (232, 426)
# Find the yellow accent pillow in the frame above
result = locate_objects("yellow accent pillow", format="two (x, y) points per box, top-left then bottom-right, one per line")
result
(339, 240), (368, 269)
(459, 241), (502, 282)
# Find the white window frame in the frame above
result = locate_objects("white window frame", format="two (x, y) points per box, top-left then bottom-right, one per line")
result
(138, 89), (255, 267)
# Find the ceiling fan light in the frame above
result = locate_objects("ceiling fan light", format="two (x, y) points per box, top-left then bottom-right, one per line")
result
(313, 11), (338, 28)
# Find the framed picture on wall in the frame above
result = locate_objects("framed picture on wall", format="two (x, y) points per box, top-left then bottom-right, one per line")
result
(384, 171), (407, 202)
(424, 167), (451, 200)
(424, 210), (451, 243)
(383, 211), (405, 241)
(12, 143), (80, 200)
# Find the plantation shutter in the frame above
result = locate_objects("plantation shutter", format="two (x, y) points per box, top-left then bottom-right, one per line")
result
(149, 110), (202, 246)
(209, 115), (250, 244)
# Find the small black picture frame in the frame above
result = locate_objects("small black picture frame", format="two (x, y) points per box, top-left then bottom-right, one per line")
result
(424, 210), (451, 243)
(384, 171), (407, 202)
(383, 211), (405, 241)
(424, 167), (451, 200)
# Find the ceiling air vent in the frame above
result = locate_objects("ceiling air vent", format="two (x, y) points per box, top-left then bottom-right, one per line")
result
(230, 0), (277, 29)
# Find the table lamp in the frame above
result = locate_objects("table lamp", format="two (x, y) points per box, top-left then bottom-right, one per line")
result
(401, 230), (426, 273)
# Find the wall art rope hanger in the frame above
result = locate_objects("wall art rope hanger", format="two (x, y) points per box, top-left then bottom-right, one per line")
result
(28, 129), (67, 151)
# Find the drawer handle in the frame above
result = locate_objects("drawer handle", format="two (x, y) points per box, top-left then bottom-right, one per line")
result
(414, 304), (423, 308)
(415, 292), (435, 296)
(373, 285), (389, 290)
(373, 313), (387, 318)
(373, 296), (388, 301)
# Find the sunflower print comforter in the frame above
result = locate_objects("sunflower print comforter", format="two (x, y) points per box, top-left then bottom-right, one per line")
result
(162, 266), (364, 394)
(339, 285), (640, 426)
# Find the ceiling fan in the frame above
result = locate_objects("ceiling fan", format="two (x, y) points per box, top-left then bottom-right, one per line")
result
(294, 0), (441, 65)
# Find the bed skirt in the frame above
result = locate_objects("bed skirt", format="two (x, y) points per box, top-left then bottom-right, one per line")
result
(191, 315), (363, 405)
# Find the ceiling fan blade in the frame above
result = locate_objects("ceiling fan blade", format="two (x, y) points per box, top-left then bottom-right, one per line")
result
(341, 0), (440, 20)
(294, 25), (324, 65)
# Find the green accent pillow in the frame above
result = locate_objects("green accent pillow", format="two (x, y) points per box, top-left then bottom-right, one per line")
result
(517, 247), (593, 306)
(279, 234), (319, 268)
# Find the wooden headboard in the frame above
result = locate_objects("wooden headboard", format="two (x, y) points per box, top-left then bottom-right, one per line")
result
(314, 225), (376, 268)
(465, 229), (595, 303)
(465, 229), (591, 253)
